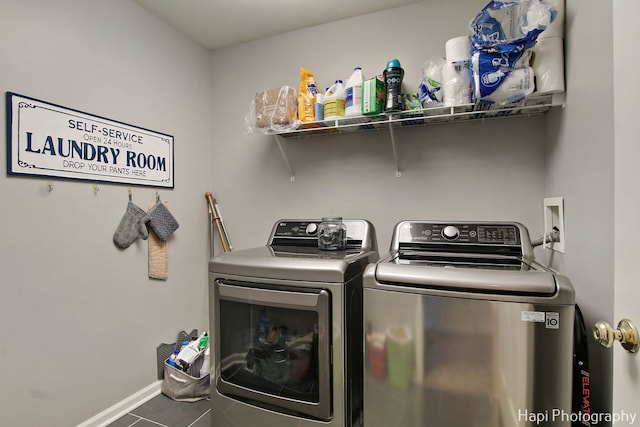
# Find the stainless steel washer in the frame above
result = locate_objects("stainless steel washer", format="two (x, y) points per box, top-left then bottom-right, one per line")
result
(363, 220), (575, 427)
(209, 219), (378, 427)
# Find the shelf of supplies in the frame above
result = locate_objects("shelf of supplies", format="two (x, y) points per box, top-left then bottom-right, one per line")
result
(269, 92), (564, 181)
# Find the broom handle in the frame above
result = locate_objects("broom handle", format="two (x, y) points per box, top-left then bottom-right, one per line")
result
(205, 192), (231, 253)
(216, 201), (233, 251)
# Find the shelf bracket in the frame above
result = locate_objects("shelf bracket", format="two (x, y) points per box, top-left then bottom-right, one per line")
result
(274, 135), (295, 182)
(387, 121), (401, 177)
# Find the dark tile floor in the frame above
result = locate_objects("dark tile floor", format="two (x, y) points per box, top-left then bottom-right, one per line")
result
(106, 394), (211, 427)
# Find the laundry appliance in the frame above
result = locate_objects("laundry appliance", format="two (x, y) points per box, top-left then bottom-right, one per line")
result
(363, 221), (575, 427)
(209, 219), (378, 427)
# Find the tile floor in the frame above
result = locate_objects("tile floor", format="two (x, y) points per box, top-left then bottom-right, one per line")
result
(106, 393), (211, 427)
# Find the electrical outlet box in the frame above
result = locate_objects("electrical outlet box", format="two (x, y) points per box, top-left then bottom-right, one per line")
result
(543, 197), (565, 253)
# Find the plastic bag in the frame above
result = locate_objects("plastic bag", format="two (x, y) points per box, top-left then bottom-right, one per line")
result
(418, 57), (445, 107)
(472, 64), (535, 104)
(470, 0), (556, 53)
(470, 48), (533, 103)
(402, 93), (422, 111)
(244, 86), (299, 134)
(469, 0), (554, 104)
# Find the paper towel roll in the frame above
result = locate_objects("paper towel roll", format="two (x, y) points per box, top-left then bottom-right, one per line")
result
(445, 37), (472, 106)
(445, 36), (471, 64)
(443, 61), (472, 106)
(532, 37), (565, 94)
(539, 0), (565, 39)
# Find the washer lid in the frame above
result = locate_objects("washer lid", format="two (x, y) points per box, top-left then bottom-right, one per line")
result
(210, 246), (378, 283)
(372, 261), (558, 296)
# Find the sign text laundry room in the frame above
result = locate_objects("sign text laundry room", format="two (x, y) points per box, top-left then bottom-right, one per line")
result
(6, 92), (174, 188)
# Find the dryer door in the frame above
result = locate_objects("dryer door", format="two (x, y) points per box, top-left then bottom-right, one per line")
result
(214, 280), (332, 421)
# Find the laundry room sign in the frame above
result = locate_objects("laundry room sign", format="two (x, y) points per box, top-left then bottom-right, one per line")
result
(6, 92), (174, 188)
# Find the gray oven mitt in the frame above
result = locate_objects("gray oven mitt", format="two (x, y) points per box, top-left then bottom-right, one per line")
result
(148, 200), (179, 241)
(113, 200), (151, 249)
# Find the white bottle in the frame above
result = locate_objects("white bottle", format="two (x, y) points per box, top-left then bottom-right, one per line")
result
(199, 346), (210, 377)
(323, 80), (346, 121)
(315, 92), (324, 122)
(345, 67), (364, 117)
(177, 332), (207, 367)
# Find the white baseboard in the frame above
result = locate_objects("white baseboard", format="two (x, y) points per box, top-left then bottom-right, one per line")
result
(76, 380), (162, 427)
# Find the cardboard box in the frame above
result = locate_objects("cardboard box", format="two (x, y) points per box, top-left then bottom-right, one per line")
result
(362, 76), (385, 115)
(254, 86), (297, 128)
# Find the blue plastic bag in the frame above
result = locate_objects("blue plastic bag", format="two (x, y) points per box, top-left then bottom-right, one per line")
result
(470, 0), (556, 53)
(470, 48), (534, 103)
(469, 0), (555, 104)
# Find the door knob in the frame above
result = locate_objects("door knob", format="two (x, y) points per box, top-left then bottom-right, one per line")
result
(593, 319), (640, 353)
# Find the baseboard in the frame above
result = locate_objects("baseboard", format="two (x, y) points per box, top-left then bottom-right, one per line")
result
(76, 380), (162, 427)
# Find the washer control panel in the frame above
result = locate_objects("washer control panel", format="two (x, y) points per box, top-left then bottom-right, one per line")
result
(398, 222), (521, 246)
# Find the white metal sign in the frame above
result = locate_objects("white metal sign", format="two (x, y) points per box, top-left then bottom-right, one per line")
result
(6, 92), (174, 188)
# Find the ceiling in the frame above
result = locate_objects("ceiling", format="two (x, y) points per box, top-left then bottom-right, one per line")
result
(132, 0), (425, 51)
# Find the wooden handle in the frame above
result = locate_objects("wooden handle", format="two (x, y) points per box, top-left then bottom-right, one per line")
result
(205, 192), (231, 252)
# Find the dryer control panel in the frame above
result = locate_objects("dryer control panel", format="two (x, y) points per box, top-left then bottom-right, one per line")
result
(268, 219), (376, 252)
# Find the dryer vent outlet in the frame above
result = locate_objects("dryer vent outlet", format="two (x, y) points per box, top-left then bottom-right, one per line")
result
(543, 197), (565, 253)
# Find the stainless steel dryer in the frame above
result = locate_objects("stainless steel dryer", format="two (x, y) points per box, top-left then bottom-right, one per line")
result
(209, 219), (378, 427)
(363, 221), (575, 427)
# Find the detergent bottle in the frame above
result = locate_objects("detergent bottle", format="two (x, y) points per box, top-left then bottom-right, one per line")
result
(323, 80), (346, 121)
(345, 67), (364, 117)
(384, 59), (404, 112)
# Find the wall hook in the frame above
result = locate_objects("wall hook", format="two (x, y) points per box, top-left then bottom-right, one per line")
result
(47, 181), (53, 192)
(93, 184), (99, 195)
(128, 188), (132, 201)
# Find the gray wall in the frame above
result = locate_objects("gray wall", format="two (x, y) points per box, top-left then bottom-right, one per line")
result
(544, 0), (614, 417)
(210, 0), (614, 420)
(0, 0), (616, 425)
(0, 1), (212, 425)
(210, 0), (547, 253)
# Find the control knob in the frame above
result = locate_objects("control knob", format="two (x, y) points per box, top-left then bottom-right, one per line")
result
(442, 225), (460, 241)
(305, 223), (318, 235)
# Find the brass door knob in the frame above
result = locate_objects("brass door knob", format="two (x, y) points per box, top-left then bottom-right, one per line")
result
(593, 319), (639, 353)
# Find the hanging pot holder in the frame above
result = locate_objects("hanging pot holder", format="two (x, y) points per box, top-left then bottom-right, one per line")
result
(148, 197), (179, 241)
